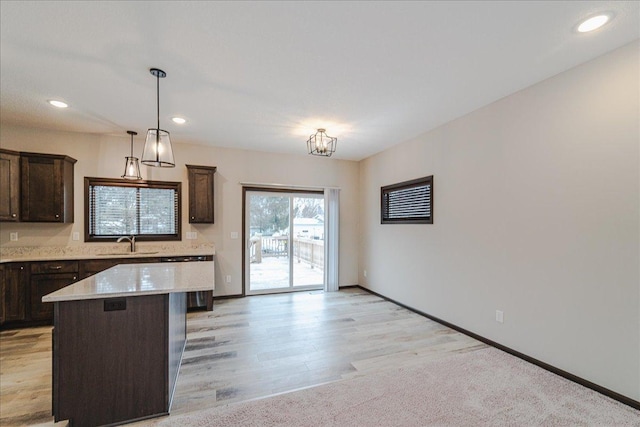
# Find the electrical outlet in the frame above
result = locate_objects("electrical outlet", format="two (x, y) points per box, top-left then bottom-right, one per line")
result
(10, 232), (18, 242)
(495, 310), (504, 323)
(230, 231), (239, 239)
(363, 270), (367, 278)
(225, 275), (231, 283)
(72, 232), (80, 241)
(186, 231), (197, 240)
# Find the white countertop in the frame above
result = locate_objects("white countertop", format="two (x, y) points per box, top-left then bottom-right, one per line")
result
(42, 261), (215, 302)
(0, 249), (214, 263)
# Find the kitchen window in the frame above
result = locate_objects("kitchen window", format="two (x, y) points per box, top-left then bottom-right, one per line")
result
(381, 175), (433, 224)
(85, 177), (181, 241)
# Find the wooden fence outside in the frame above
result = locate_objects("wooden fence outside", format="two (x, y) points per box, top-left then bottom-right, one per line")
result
(249, 236), (323, 268)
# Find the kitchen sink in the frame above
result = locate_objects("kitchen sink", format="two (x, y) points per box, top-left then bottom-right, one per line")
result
(102, 251), (159, 256)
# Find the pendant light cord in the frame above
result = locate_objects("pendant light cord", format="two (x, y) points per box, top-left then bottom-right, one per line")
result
(155, 72), (160, 163)
(156, 72), (160, 132)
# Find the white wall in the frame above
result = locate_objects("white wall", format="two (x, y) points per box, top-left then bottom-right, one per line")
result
(359, 41), (639, 400)
(0, 126), (360, 295)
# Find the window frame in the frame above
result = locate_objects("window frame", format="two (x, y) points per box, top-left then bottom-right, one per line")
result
(84, 177), (182, 242)
(381, 175), (433, 225)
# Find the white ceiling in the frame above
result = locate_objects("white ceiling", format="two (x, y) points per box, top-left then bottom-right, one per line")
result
(1, 1), (638, 161)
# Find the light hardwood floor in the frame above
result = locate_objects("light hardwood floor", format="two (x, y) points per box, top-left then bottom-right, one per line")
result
(0, 288), (486, 426)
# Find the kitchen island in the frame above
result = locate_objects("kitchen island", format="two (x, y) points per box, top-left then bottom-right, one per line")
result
(42, 261), (215, 427)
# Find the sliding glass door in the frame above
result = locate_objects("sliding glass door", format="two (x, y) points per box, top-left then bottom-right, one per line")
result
(245, 189), (324, 295)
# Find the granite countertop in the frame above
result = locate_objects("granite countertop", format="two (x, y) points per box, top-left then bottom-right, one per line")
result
(0, 244), (215, 263)
(42, 261), (215, 302)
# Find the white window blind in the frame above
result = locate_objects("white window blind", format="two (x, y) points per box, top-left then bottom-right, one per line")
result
(381, 176), (433, 224)
(86, 178), (180, 239)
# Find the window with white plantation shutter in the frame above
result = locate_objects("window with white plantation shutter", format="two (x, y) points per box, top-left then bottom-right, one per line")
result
(85, 177), (181, 241)
(381, 176), (433, 224)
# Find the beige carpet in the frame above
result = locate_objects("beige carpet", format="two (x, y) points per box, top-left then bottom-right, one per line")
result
(150, 347), (639, 426)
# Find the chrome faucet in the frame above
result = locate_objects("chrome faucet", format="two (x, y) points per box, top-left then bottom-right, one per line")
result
(116, 235), (136, 252)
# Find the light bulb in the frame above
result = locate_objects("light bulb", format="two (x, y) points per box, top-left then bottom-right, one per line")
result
(577, 14), (610, 33)
(48, 100), (68, 108)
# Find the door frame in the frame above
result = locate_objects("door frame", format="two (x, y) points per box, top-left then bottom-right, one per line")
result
(242, 186), (324, 296)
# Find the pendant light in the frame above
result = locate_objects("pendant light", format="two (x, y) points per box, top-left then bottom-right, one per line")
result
(122, 130), (142, 180)
(307, 128), (337, 157)
(142, 68), (175, 167)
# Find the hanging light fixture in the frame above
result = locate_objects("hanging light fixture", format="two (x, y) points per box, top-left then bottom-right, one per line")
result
(142, 68), (175, 167)
(307, 128), (337, 157)
(122, 130), (142, 180)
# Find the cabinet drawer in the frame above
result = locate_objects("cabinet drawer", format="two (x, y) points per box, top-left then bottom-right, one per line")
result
(31, 261), (79, 275)
(79, 257), (163, 279)
(80, 259), (119, 276)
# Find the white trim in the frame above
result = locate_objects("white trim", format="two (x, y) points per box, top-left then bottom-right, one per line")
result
(239, 181), (341, 191)
(244, 189), (327, 295)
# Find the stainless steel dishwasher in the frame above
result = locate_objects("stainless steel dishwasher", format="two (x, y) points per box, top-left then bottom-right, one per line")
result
(161, 255), (213, 310)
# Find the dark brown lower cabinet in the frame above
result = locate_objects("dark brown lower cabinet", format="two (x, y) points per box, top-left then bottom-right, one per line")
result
(0, 264), (4, 323)
(1, 255), (213, 329)
(29, 261), (78, 322)
(2, 262), (27, 322)
(53, 292), (186, 426)
(30, 273), (77, 321)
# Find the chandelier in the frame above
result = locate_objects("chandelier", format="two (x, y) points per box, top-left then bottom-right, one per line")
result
(141, 68), (175, 167)
(307, 128), (337, 157)
(121, 130), (142, 180)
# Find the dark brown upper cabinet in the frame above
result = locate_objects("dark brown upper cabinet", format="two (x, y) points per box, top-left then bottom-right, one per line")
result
(21, 152), (76, 223)
(186, 165), (216, 223)
(0, 149), (21, 222)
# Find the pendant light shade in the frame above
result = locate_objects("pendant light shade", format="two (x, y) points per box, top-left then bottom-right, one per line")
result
(142, 68), (175, 167)
(142, 128), (174, 167)
(307, 128), (337, 157)
(122, 131), (142, 180)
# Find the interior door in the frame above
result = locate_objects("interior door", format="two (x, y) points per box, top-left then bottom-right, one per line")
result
(245, 189), (324, 295)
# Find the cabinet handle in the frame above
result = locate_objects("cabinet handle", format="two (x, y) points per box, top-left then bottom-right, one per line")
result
(191, 216), (195, 220)
(49, 266), (63, 270)
(20, 266), (24, 270)
(55, 214), (60, 218)
(11, 213), (16, 218)
(73, 276), (77, 280)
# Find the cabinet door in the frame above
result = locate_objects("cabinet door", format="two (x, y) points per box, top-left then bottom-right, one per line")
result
(187, 165), (216, 223)
(0, 150), (20, 221)
(31, 273), (77, 321)
(0, 264), (5, 324)
(21, 155), (63, 222)
(3, 263), (27, 322)
(21, 153), (75, 223)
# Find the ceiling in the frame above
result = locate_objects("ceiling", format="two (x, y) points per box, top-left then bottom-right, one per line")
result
(1, 1), (638, 161)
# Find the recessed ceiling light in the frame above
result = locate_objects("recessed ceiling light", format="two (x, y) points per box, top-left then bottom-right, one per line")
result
(48, 100), (68, 108)
(171, 117), (186, 124)
(577, 14), (611, 33)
